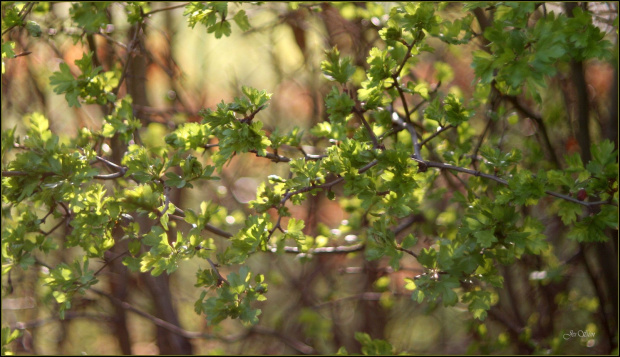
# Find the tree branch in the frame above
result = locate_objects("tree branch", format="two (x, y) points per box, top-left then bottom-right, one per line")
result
(90, 287), (317, 354)
(419, 125), (455, 148)
(1, 2), (35, 36)
(89, 288), (221, 340)
(420, 158), (615, 207)
(143, 3), (190, 17)
(502, 94), (560, 167)
(280, 160), (378, 205)
(172, 207), (234, 238)
(352, 107), (380, 148)
(274, 243), (365, 255)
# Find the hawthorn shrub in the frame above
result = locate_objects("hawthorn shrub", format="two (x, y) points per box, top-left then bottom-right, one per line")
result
(1, 2), (618, 355)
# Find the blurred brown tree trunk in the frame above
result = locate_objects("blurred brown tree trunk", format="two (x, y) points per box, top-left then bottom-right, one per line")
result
(126, 20), (194, 354)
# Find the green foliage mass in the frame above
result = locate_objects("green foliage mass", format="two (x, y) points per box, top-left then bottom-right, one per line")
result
(1, 1), (617, 355)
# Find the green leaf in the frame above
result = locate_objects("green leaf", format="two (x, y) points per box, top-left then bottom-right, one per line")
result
(1, 41), (16, 74)
(25, 21), (42, 37)
(401, 233), (417, 250)
(462, 290), (492, 320)
(354, 332), (394, 355)
(70, 2), (110, 33)
(321, 47), (356, 84)
(474, 230), (497, 248)
(418, 248), (437, 268)
(287, 218), (305, 233)
(165, 172), (186, 188)
(50, 62), (80, 107)
(471, 50), (495, 84)
(233, 10), (251, 31)
(208, 20), (232, 39)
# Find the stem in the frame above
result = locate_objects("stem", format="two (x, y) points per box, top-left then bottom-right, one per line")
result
(280, 160), (378, 205)
(172, 207), (233, 238)
(143, 3), (190, 17)
(353, 107), (380, 148)
(419, 125), (455, 148)
(392, 74), (421, 158)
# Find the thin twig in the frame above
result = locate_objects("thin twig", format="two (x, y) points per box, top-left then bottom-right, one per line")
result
(352, 107), (380, 148)
(143, 2), (190, 17)
(397, 246), (418, 258)
(206, 257), (229, 286)
(112, 22), (144, 97)
(502, 94), (560, 167)
(392, 75), (421, 158)
(280, 160), (378, 205)
(419, 125), (455, 148)
(239, 105), (266, 124)
(96, 155), (125, 171)
(39, 219), (66, 237)
(173, 207), (234, 238)
(90, 287), (316, 353)
(94, 251), (129, 277)
(95, 31), (128, 49)
(89, 288), (219, 340)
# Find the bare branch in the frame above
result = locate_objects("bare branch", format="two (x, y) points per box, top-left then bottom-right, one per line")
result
(419, 125), (455, 148)
(274, 243), (365, 255)
(143, 3), (190, 17)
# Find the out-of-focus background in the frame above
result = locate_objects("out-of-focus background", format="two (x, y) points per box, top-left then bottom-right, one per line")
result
(2, 2), (618, 355)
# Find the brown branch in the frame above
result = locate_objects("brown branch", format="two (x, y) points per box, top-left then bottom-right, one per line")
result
(143, 2), (190, 17)
(89, 288), (220, 340)
(93, 251), (129, 277)
(2, 170), (30, 177)
(39, 219), (66, 237)
(394, 40), (416, 78)
(397, 246), (418, 258)
(89, 287), (316, 353)
(239, 105), (266, 124)
(352, 107), (380, 148)
(206, 257), (229, 286)
(95, 31), (128, 49)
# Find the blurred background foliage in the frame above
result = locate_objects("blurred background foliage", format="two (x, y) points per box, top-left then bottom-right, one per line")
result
(1, 1), (618, 355)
